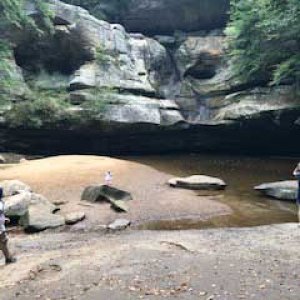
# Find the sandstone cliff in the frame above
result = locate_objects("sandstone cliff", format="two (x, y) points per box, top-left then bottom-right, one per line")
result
(0, 0), (299, 155)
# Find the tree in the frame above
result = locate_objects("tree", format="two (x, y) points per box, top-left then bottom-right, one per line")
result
(226, 0), (300, 88)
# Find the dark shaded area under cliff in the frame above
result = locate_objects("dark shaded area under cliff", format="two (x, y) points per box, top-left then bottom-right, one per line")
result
(1, 112), (299, 156)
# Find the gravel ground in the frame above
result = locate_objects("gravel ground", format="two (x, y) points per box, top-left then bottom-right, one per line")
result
(1, 223), (299, 300)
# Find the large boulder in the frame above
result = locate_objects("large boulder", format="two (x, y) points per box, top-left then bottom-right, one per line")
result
(81, 185), (132, 212)
(254, 181), (298, 201)
(19, 192), (62, 231)
(0, 180), (32, 197)
(20, 206), (65, 232)
(81, 185), (133, 203)
(4, 192), (32, 217)
(19, 201), (64, 232)
(168, 175), (226, 190)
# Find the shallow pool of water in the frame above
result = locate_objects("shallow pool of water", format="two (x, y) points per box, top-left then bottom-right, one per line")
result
(125, 154), (299, 229)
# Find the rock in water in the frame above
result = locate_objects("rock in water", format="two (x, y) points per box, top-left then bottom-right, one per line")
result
(0, 180), (32, 197)
(108, 219), (131, 231)
(168, 175), (226, 190)
(65, 212), (86, 225)
(254, 181), (298, 201)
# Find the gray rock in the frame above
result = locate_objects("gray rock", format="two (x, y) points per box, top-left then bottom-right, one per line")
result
(168, 175), (226, 190)
(29, 193), (57, 213)
(0, 180), (32, 197)
(4, 192), (31, 217)
(108, 219), (131, 231)
(0, 155), (6, 164)
(175, 36), (224, 79)
(254, 181), (298, 201)
(81, 185), (132, 203)
(110, 200), (129, 213)
(214, 86), (299, 121)
(20, 206), (65, 232)
(101, 95), (184, 126)
(19, 192), (62, 231)
(96, 0), (229, 35)
(65, 211), (86, 225)
(82, 185), (132, 213)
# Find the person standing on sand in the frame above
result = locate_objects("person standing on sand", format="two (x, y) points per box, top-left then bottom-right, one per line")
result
(292, 162), (300, 222)
(0, 187), (16, 264)
(105, 171), (113, 186)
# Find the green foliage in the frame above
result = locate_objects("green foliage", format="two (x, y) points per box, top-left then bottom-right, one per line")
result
(0, 40), (13, 77)
(5, 87), (114, 128)
(0, 41), (21, 104)
(0, 0), (54, 34)
(26, 70), (71, 91)
(226, 0), (300, 87)
(79, 87), (113, 121)
(95, 45), (109, 65)
(5, 88), (72, 129)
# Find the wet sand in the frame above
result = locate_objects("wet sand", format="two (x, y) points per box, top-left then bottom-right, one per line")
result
(0, 155), (231, 226)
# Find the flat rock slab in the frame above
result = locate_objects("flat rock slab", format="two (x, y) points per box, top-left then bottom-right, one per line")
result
(108, 219), (131, 231)
(168, 175), (226, 190)
(81, 185), (132, 203)
(254, 180), (298, 201)
(81, 185), (132, 212)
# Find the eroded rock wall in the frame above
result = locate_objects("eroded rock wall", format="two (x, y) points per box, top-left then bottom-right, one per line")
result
(0, 0), (299, 155)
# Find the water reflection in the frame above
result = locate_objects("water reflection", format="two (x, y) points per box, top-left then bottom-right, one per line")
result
(126, 154), (299, 229)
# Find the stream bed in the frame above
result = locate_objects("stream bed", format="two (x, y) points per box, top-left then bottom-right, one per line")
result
(126, 154), (299, 230)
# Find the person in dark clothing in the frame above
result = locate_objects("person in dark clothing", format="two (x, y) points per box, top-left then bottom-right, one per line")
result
(0, 187), (16, 264)
(292, 163), (300, 222)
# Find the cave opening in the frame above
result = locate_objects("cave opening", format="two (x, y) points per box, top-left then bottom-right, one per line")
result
(13, 29), (93, 80)
(184, 53), (220, 80)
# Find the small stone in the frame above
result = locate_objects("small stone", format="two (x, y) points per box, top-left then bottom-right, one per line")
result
(52, 199), (69, 206)
(65, 212), (85, 225)
(108, 219), (131, 231)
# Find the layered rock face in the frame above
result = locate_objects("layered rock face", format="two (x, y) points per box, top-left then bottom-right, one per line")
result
(0, 0), (299, 155)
